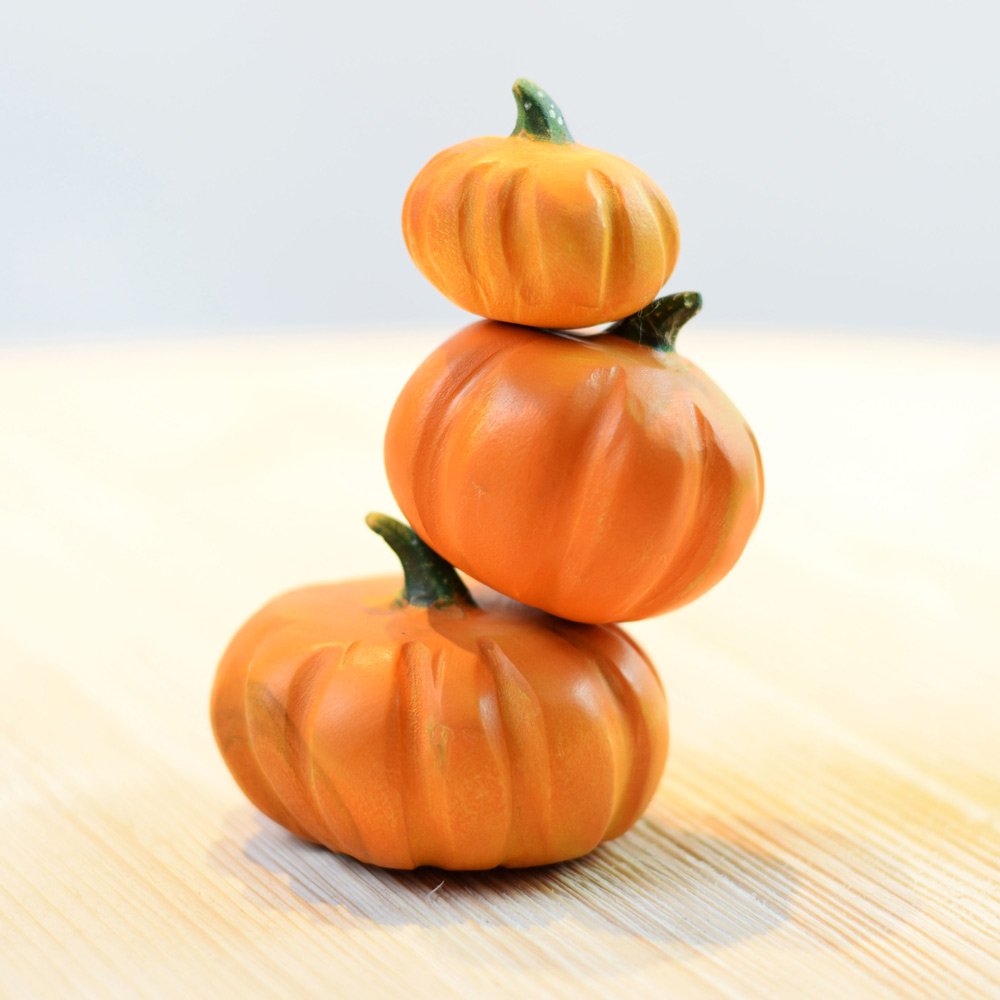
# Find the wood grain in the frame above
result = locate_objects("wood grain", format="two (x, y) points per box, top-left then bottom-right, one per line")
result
(1, 328), (998, 998)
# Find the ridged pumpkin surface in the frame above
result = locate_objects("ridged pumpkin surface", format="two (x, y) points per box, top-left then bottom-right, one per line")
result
(384, 319), (764, 624)
(404, 137), (679, 330)
(211, 578), (668, 870)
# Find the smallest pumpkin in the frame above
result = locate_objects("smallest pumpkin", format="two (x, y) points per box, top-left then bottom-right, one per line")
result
(211, 515), (669, 870)
(403, 78), (680, 329)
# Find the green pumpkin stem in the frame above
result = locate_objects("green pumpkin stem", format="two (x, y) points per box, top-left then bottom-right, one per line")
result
(366, 513), (475, 609)
(510, 79), (573, 144)
(606, 292), (703, 352)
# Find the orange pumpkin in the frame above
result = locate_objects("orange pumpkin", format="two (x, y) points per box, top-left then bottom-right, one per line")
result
(385, 293), (764, 624)
(211, 514), (669, 870)
(403, 78), (680, 330)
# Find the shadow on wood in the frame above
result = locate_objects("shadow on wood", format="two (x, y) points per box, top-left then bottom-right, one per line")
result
(209, 807), (797, 950)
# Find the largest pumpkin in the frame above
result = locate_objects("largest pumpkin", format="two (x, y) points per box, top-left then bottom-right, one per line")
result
(211, 515), (669, 870)
(403, 78), (680, 330)
(385, 293), (764, 624)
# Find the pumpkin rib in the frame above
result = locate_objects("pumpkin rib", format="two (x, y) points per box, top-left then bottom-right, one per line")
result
(558, 624), (655, 847)
(651, 420), (739, 614)
(490, 158), (531, 313)
(302, 642), (372, 862)
(480, 638), (556, 866)
(391, 331), (514, 540)
(660, 396), (715, 587)
(652, 407), (754, 613)
(286, 644), (344, 846)
(515, 167), (548, 315)
(612, 175), (637, 315)
(589, 168), (635, 318)
(586, 168), (617, 310)
(591, 371), (676, 614)
(586, 414), (665, 620)
(397, 640), (447, 870)
(547, 365), (631, 614)
(242, 645), (321, 843)
(544, 369), (704, 620)
(432, 158), (479, 302)
(409, 335), (539, 561)
(622, 396), (713, 619)
(496, 166), (530, 313)
(529, 658), (560, 865)
(476, 159), (512, 310)
(602, 655), (659, 840)
(426, 644), (464, 867)
(554, 626), (629, 826)
(608, 625), (669, 834)
(404, 153), (465, 304)
(212, 613), (291, 822)
(473, 642), (518, 868)
(637, 177), (675, 289)
(456, 160), (498, 317)
(389, 643), (418, 870)
(210, 678), (271, 820)
(552, 626), (649, 841)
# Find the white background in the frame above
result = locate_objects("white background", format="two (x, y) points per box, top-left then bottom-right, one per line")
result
(2, 0), (997, 341)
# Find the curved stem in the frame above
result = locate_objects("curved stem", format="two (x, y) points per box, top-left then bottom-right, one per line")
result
(366, 513), (475, 609)
(606, 292), (703, 352)
(510, 79), (573, 144)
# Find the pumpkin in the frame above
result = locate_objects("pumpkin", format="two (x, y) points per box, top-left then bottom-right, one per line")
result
(384, 292), (764, 625)
(403, 78), (680, 330)
(210, 514), (669, 870)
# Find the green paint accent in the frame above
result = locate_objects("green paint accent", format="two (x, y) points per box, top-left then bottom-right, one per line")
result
(510, 79), (573, 144)
(607, 292), (703, 352)
(365, 513), (475, 609)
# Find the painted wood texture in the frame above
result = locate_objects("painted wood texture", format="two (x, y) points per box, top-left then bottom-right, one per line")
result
(1, 329), (998, 998)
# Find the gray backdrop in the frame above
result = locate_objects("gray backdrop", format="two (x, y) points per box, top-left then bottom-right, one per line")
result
(2, 0), (997, 340)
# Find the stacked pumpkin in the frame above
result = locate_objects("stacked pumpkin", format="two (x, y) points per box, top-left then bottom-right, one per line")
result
(211, 80), (764, 871)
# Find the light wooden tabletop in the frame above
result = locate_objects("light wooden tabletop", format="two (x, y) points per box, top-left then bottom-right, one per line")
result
(1, 327), (998, 998)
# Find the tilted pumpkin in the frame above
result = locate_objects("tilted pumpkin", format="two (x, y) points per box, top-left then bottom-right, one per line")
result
(211, 514), (669, 870)
(384, 293), (764, 625)
(403, 78), (680, 330)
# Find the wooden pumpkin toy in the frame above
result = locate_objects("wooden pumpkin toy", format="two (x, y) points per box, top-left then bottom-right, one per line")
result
(403, 78), (680, 330)
(385, 292), (764, 625)
(211, 514), (669, 870)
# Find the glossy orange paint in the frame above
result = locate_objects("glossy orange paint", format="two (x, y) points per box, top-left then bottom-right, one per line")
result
(403, 80), (680, 330)
(384, 300), (764, 625)
(210, 520), (669, 870)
